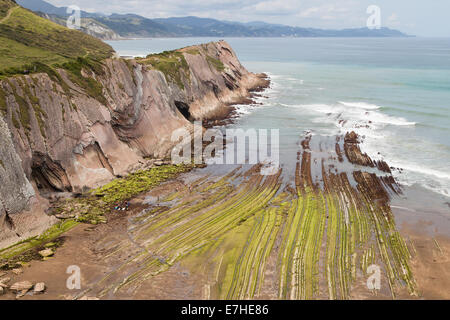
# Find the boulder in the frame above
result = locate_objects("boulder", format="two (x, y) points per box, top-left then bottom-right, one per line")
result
(55, 213), (76, 219)
(10, 281), (33, 292)
(344, 131), (359, 143)
(16, 290), (29, 299)
(0, 277), (10, 288)
(11, 268), (23, 275)
(154, 160), (164, 166)
(33, 282), (46, 293)
(38, 248), (54, 258)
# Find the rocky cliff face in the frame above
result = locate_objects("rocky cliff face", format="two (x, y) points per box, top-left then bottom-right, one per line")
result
(0, 41), (267, 248)
(0, 116), (56, 246)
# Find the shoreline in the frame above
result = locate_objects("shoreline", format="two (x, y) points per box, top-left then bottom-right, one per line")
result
(0, 69), (272, 256)
(2, 125), (449, 299)
(1, 69), (449, 299)
(1, 171), (448, 300)
(0, 40), (271, 249)
(1, 2), (448, 301)
(1, 49), (448, 300)
(392, 184), (450, 237)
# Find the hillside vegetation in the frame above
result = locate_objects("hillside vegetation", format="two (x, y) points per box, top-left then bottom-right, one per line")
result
(0, 0), (15, 19)
(17, 0), (411, 40)
(0, 0), (114, 76)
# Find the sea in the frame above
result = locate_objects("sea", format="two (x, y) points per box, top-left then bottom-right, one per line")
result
(107, 37), (450, 224)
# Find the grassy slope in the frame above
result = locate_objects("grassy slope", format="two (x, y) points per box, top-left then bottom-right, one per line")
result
(137, 45), (225, 89)
(138, 50), (190, 88)
(0, 0), (14, 19)
(0, 0), (114, 74)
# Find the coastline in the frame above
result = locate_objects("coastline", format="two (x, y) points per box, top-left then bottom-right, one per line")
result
(1, 0), (449, 303)
(3, 122), (448, 299)
(389, 183), (450, 299)
(0, 41), (271, 258)
(1, 38), (449, 300)
(0, 40), (269, 249)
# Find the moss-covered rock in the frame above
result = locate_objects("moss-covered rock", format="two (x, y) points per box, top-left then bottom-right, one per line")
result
(58, 57), (107, 105)
(206, 55), (225, 72)
(50, 163), (194, 226)
(0, 220), (77, 269)
(137, 50), (190, 89)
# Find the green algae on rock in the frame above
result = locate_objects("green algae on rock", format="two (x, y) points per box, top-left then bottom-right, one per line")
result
(0, 219), (78, 269)
(0, 163), (194, 267)
(137, 50), (190, 89)
(52, 164), (194, 225)
(80, 134), (418, 300)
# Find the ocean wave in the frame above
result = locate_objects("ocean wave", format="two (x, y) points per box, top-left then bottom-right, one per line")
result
(234, 104), (263, 116)
(266, 74), (282, 80)
(343, 126), (386, 139)
(233, 106), (252, 115)
(266, 73), (303, 83)
(291, 101), (448, 198)
(359, 140), (450, 198)
(358, 112), (416, 127)
(338, 102), (426, 126)
(338, 101), (381, 110)
(299, 104), (341, 114)
(285, 77), (303, 83)
(295, 103), (416, 127)
(232, 80), (273, 117)
(389, 162), (450, 181)
(422, 185), (450, 198)
(394, 173), (450, 199)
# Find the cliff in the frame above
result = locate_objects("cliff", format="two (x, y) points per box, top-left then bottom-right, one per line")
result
(36, 12), (122, 40)
(0, 40), (268, 248)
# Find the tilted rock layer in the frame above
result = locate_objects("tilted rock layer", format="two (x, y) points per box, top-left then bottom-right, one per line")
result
(0, 41), (268, 247)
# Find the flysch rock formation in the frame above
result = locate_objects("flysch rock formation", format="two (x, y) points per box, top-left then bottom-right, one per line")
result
(0, 40), (268, 248)
(0, 116), (56, 246)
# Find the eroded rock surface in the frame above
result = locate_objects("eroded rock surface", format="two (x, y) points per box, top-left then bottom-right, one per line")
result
(0, 41), (268, 247)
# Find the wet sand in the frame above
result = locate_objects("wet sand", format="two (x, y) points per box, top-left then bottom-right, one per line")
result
(392, 186), (450, 299)
(1, 132), (449, 300)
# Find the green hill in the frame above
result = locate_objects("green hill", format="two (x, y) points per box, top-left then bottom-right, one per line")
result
(0, 0), (15, 19)
(0, 0), (114, 76)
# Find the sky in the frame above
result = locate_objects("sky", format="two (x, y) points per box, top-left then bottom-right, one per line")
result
(46, 0), (450, 37)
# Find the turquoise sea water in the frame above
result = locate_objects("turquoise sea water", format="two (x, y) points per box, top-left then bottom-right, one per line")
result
(107, 38), (450, 199)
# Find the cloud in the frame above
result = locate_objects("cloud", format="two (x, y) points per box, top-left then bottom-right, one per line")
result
(388, 13), (398, 22)
(298, 4), (350, 19)
(298, 7), (321, 18)
(45, 0), (409, 31)
(386, 13), (401, 27)
(247, 0), (300, 15)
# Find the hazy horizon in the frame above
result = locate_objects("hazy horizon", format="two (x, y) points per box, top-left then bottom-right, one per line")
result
(44, 0), (450, 37)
